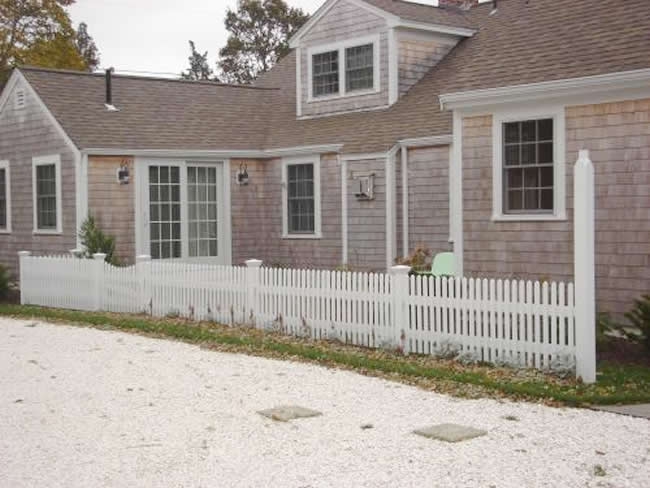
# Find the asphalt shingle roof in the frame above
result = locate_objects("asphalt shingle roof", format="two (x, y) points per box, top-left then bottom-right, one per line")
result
(15, 0), (650, 154)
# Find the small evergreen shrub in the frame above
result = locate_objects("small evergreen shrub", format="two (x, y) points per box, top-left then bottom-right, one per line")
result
(0, 264), (9, 299)
(624, 295), (650, 356)
(78, 216), (119, 265)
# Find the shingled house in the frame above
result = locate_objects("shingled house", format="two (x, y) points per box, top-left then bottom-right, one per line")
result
(0, 0), (649, 318)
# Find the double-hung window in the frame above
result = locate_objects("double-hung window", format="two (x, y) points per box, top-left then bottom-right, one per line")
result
(32, 155), (62, 233)
(0, 160), (10, 232)
(309, 35), (379, 100)
(503, 119), (554, 213)
(345, 44), (374, 92)
(493, 109), (566, 221)
(282, 156), (321, 239)
(312, 50), (339, 97)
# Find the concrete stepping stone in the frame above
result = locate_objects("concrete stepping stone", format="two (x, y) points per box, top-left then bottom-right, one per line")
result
(258, 405), (322, 422)
(413, 423), (487, 443)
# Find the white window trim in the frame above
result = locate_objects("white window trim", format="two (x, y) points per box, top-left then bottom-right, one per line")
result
(282, 155), (322, 239)
(307, 34), (381, 103)
(32, 154), (63, 234)
(492, 106), (567, 222)
(0, 160), (11, 233)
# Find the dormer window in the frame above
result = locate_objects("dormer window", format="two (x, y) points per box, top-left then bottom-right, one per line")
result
(313, 50), (339, 97)
(345, 44), (374, 92)
(307, 34), (380, 101)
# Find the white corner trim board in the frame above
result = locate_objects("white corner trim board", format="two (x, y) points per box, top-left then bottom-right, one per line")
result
(32, 154), (63, 235)
(439, 68), (650, 110)
(0, 160), (11, 233)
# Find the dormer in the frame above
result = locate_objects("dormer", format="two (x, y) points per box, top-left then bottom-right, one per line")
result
(289, 0), (476, 119)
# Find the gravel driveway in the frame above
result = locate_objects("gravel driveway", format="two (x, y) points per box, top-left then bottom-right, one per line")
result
(1, 317), (649, 488)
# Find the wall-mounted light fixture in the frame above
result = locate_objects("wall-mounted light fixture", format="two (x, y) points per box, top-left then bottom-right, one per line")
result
(117, 161), (130, 185)
(354, 172), (375, 200)
(236, 162), (249, 185)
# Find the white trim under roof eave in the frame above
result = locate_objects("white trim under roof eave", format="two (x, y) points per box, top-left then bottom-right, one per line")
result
(81, 144), (344, 159)
(289, 0), (399, 49)
(398, 134), (453, 148)
(439, 68), (650, 110)
(389, 19), (476, 38)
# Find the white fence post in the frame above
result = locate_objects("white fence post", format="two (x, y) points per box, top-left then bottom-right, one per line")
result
(574, 149), (596, 383)
(136, 255), (152, 315)
(390, 265), (411, 353)
(18, 251), (31, 305)
(246, 259), (263, 328)
(92, 253), (106, 311)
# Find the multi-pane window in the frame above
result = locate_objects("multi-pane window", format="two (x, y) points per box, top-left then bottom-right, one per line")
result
(503, 119), (554, 213)
(345, 44), (373, 92)
(312, 50), (339, 97)
(287, 164), (315, 234)
(0, 167), (6, 229)
(35, 164), (57, 229)
(149, 165), (181, 259)
(188, 166), (218, 258)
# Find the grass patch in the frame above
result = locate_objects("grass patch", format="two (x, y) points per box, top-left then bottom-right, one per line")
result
(1, 304), (649, 406)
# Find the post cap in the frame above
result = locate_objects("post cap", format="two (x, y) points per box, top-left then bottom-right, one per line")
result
(390, 265), (411, 275)
(136, 254), (152, 263)
(246, 259), (263, 268)
(92, 253), (107, 261)
(18, 251), (32, 257)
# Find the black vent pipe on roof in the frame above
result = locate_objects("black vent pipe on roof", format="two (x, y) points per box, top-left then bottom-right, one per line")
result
(105, 67), (113, 105)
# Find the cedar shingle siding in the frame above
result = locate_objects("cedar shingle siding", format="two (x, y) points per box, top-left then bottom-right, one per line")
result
(0, 80), (77, 277)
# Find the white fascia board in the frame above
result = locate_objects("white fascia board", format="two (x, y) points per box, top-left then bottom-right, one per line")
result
(398, 134), (453, 147)
(439, 68), (650, 110)
(289, 0), (399, 49)
(82, 144), (344, 160)
(389, 19), (475, 38)
(0, 70), (20, 114)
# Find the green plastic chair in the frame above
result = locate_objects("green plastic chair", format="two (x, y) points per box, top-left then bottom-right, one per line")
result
(431, 252), (455, 277)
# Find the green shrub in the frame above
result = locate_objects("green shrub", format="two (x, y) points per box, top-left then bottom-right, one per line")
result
(596, 312), (616, 349)
(624, 295), (650, 355)
(78, 216), (119, 265)
(0, 264), (9, 299)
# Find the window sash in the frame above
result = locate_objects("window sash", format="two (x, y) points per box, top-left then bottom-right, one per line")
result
(287, 163), (315, 234)
(312, 50), (339, 97)
(345, 44), (373, 92)
(502, 119), (554, 214)
(36, 164), (57, 229)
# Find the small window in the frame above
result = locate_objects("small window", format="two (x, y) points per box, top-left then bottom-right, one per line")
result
(32, 155), (61, 233)
(14, 89), (25, 110)
(0, 161), (9, 231)
(503, 119), (554, 214)
(312, 50), (339, 97)
(345, 44), (373, 92)
(36, 164), (58, 229)
(287, 163), (315, 233)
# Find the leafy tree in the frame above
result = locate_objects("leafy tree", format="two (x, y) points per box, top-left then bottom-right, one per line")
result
(217, 0), (308, 84)
(75, 21), (99, 71)
(181, 40), (215, 81)
(0, 0), (98, 81)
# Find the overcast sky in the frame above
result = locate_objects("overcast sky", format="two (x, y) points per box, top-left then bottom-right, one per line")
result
(68, 0), (323, 76)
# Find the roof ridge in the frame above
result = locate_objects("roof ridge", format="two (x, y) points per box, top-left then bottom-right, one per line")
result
(18, 66), (279, 91)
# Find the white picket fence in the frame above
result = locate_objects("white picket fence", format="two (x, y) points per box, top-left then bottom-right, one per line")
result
(19, 253), (578, 373)
(17, 150), (598, 381)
